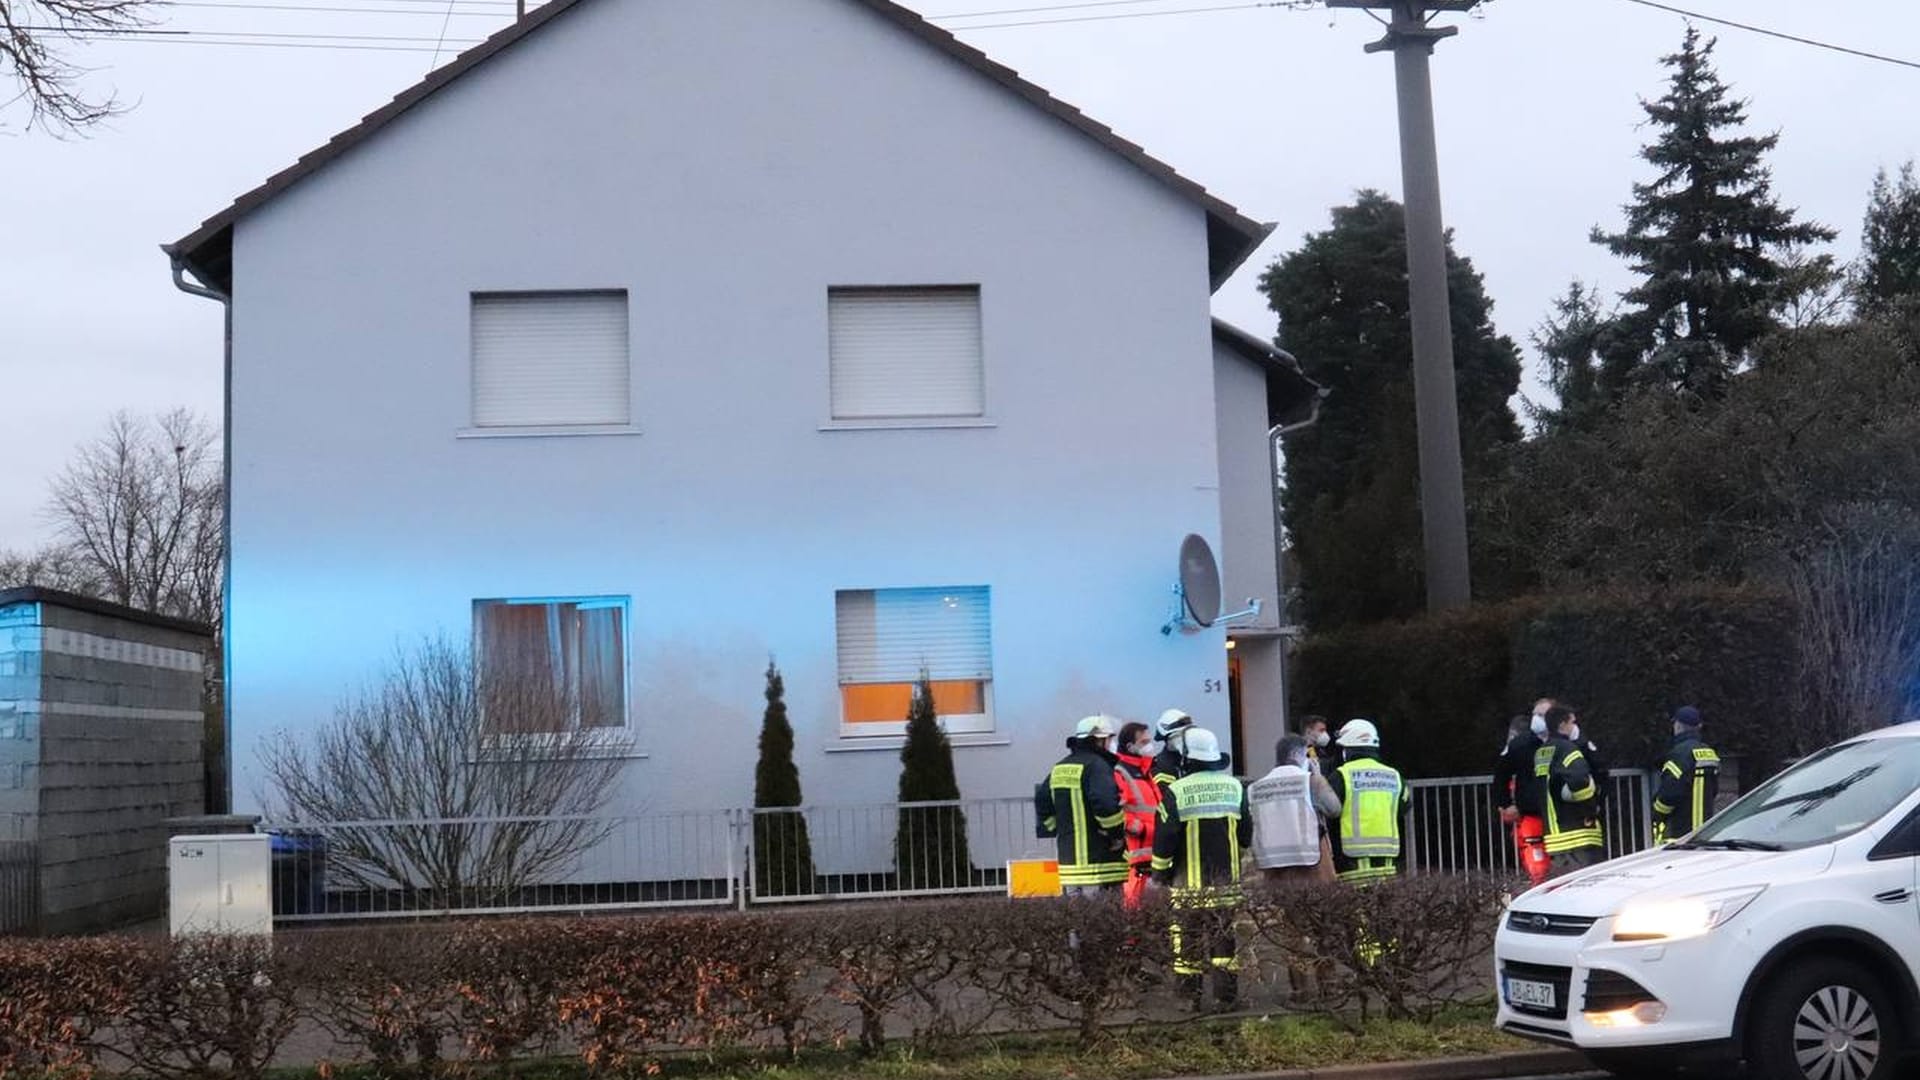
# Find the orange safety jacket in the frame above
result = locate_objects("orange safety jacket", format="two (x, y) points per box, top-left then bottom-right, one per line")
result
(1115, 752), (1162, 870)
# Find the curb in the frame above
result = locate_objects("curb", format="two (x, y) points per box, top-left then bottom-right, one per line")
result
(1150, 1048), (1594, 1080)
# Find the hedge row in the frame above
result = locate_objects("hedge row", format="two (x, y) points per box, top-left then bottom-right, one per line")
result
(0, 877), (1507, 1079)
(1292, 586), (1797, 778)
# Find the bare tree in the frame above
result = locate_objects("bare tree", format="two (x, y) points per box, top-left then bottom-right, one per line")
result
(1787, 503), (1920, 754)
(260, 637), (630, 905)
(1, 0), (155, 133)
(0, 542), (102, 593)
(45, 409), (222, 626)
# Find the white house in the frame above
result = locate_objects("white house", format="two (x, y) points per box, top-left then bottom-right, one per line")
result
(164, 0), (1318, 829)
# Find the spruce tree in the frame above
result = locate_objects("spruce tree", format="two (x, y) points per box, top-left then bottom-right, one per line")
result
(1856, 162), (1920, 317)
(1260, 190), (1522, 628)
(1592, 28), (1836, 400)
(752, 658), (814, 895)
(893, 671), (971, 889)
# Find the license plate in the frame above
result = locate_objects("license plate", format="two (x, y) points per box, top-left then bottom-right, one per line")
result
(1506, 977), (1557, 1010)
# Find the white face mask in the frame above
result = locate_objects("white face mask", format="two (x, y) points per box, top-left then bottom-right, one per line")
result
(1311, 730), (1330, 749)
(1133, 740), (1159, 759)
(1529, 714), (1548, 737)
(1564, 724), (1581, 743)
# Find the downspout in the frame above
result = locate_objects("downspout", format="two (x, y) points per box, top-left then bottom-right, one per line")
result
(1266, 354), (1327, 743)
(169, 253), (234, 815)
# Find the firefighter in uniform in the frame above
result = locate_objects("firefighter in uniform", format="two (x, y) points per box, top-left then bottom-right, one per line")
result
(1652, 705), (1721, 845)
(1493, 713), (1550, 884)
(1326, 720), (1409, 885)
(1036, 715), (1130, 893)
(1537, 705), (1605, 878)
(1113, 721), (1163, 908)
(1151, 727), (1250, 1009)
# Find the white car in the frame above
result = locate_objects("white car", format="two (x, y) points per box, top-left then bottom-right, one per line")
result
(1494, 725), (1920, 1080)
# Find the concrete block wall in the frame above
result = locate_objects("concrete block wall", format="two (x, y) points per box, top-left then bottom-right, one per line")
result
(0, 588), (211, 935)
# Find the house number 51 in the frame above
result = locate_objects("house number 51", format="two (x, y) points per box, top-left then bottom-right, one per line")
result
(1202, 678), (1223, 694)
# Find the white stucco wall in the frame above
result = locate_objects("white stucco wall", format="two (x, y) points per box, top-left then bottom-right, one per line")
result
(224, 0), (1235, 824)
(1212, 342), (1282, 633)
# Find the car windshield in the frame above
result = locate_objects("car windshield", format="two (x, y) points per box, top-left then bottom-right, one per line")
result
(1686, 736), (1920, 851)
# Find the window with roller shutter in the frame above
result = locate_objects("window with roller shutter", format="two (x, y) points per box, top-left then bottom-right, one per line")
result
(835, 586), (993, 735)
(828, 286), (985, 421)
(470, 291), (630, 429)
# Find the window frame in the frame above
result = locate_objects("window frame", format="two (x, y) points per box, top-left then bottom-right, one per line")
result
(833, 585), (994, 739)
(466, 289), (635, 433)
(471, 594), (633, 736)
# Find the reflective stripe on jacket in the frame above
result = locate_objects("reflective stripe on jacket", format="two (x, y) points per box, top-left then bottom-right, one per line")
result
(1114, 753), (1161, 867)
(1332, 759), (1405, 861)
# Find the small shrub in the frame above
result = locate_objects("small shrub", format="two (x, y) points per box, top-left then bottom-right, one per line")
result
(448, 920), (599, 1063)
(967, 894), (1175, 1048)
(895, 672), (972, 890)
(0, 936), (142, 1079)
(109, 935), (300, 1080)
(287, 926), (459, 1076)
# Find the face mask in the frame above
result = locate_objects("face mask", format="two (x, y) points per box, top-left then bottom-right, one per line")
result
(1529, 714), (1548, 737)
(1565, 724), (1581, 743)
(1133, 740), (1159, 759)
(1289, 752), (1310, 770)
(1312, 730), (1330, 749)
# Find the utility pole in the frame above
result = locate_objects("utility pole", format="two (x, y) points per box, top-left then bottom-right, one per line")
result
(1327, 0), (1479, 611)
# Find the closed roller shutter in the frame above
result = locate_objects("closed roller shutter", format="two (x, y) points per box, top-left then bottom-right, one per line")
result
(829, 287), (984, 420)
(472, 291), (630, 427)
(836, 586), (992, 684)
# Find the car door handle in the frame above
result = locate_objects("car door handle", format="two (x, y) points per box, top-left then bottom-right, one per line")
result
(1872, 888), (1912, 904)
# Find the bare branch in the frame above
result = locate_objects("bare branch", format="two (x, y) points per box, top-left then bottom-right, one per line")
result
(1, 0), (156, 134)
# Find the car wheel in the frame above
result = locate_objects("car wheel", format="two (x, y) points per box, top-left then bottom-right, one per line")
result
(1747, 956), (1898, 1080)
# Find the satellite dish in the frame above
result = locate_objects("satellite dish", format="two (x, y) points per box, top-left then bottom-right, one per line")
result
(1179, 534), (1223, 628)
(1161, 534), (1262, 635)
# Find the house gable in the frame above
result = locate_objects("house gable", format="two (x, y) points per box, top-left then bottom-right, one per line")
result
(163, 0), (1268, 294)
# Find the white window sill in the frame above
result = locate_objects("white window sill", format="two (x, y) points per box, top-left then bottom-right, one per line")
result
(825, 734), (1010, 753)
(818, 418), (997, 432)
(457, 425), (643, 440)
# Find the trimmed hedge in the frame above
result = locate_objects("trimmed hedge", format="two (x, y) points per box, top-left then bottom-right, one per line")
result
(1292, 587), (1796, 779)
(0, 878), (1508, 1078)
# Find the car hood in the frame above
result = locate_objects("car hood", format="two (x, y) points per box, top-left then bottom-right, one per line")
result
(1509, 845), (1836, 918)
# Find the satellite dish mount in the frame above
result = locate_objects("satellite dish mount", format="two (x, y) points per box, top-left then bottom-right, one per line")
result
(1161, 533), (1261, 635)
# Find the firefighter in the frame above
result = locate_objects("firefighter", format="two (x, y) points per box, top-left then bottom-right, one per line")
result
(1151, 726), (1250, 1009)
(1537, 705), (1605, 878)
(1652, 705), (1721, 845)
(1326, 719), (1409, 885)
(1493, 713), (1550, 885)
(1113, 720), (1163, 908)
(1036, 715), (1130, 893)
(1151, 708), (1194, 786)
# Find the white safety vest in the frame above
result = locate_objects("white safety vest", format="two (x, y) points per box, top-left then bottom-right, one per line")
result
(1248, 765), (1320, 869)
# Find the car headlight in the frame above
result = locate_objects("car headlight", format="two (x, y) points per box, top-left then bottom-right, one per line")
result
(1612, 885), (1766, 942)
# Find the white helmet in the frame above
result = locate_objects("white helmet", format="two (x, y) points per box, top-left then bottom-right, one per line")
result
(1074, 714), (1119, 740)
(1335, 718), (1380, 749)
(1182, 727), (1223, 763)
(1155, 708), (1195, 739)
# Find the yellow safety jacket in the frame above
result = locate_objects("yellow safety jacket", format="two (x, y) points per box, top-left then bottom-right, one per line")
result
(1036, 743), (1130, 887)
(1151, 764), (1251, 907)
(1330, 754), (1406, 885)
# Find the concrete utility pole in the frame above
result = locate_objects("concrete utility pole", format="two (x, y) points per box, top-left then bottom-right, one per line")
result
(1328, 0), (1479, 611)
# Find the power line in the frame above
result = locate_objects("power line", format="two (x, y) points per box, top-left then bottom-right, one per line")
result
(1615, 0), (1920, 72)
(427, 0), (460, 68)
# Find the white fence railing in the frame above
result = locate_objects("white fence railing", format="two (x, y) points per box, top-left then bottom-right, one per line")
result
(256, 768), (1657, 924)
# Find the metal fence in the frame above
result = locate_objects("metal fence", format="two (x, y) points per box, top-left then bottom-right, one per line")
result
(1403, 767), (1652, 875)
(257, 770), (1654, 924)
(749, 797), (1043, 903)
(0, 839), (35, 936)
(261, 811), (737, 923)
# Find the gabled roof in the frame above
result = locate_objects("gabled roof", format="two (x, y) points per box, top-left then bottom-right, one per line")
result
(163, 0), (1271, 295)
(1210, 317), (1326, 429)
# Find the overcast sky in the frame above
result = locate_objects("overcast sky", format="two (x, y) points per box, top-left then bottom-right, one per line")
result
(4, 0), (1917, 553)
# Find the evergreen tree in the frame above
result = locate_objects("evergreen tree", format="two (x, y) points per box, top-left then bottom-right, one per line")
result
(1260, 190), (1522, 628)
(1856, 162), (1920, 316)
(1532, 281), (1626, 432)
(752, 658), (814, 896)
(893, 671), (972, 889)
(1592, 28), (1836, 400)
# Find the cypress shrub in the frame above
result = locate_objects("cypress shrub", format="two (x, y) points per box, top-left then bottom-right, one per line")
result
(894, 671), (972, 889)
(752, 659), (815, 896)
